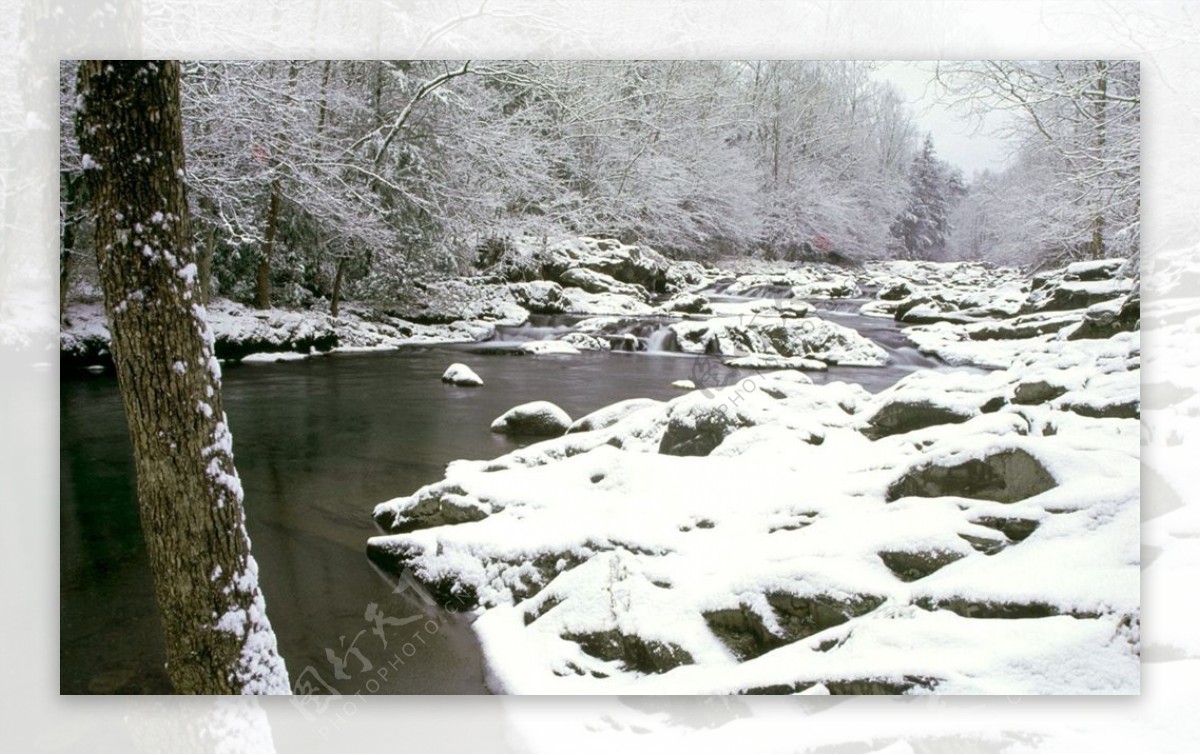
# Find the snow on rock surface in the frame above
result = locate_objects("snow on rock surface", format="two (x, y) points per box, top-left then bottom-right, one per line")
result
(441, 363), (484, 387)
(489, 401), (573, 437)
(668, 316), (888, 366)
(367, 272), (1140, 693)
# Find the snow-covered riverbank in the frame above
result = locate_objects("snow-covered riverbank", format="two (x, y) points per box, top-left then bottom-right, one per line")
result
(363, 250), (1141, 695)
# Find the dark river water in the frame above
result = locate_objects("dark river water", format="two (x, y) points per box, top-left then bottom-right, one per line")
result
(59, 305), (943, 694)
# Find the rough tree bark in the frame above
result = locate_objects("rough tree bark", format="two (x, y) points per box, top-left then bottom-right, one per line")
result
(75, 60), (290, 695)
(255, 177), (281, 309)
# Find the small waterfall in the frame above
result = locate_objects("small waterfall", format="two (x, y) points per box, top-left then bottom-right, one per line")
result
(645, 326), (677, 353)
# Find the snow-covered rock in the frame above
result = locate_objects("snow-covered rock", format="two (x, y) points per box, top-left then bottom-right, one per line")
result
(559, 332), (611, 351)
(365, 297), (1139, 694)
(661, 292), (712, 314)
(671, 379), (696, 390)
(568, 398), (663, 434)
(509, 281), (568, 315)
(669, 316), (887, 366)
(520, 340), (581, 356)
(490, 401), (573, 437)
(441, 363), (484, 387)
(722, 354), (826, 372)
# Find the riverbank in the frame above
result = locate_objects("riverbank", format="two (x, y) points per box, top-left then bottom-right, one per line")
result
(363, 252), (1142, 695)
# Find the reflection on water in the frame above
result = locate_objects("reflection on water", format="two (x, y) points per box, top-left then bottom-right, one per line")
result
(60, 314), (944, 694)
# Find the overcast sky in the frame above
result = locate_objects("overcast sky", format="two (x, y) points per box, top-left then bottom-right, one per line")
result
(872, 61), (1018, 178)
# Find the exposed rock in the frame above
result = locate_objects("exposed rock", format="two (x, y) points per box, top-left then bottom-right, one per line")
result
(441, 363), (484, 386)
(915, 597), (1099, 620)
(563, 630), (694, 674)
(559, 332), (611, 351)
(966, 311), (1083, 341)
(1064, 258), (1125, 282)
(559, 266), (650, 300)
(658, 391), (767, 456)
(704, 592), (884, 661)
(1012, 379), (1069, 405)
(1022, 276), (1132, 314)
(372, 483), (490, 534)
(662, 292), (712, 314)
(879, 549), (967, 582)
(863, 399), (975, 439)
(664, 260), (710, 292)
(970, 515), (1041, 542)
(536, 237), (670, 292)
(509, 281), (568, 314)
(886, 448), (1058, 504)
(1065, 288), (1140, 340)
(490, 401), (572, 436)
(878, 280), (913, 300)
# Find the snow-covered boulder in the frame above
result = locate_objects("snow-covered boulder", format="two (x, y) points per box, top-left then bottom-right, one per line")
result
(559, 267), (650, 300)
(536, 237), (671, 292)
(671, 379), (696, 390)
(669, 316), (887, 366)
(490, 401), (573, 436)
(441, 363), (484, 386)
(662, 292), (712, 314)
(560, 332), (611, 351)
(392, 279), (530, 325)
(520, 340), (581, 355)
(568, 398), (663, 434)
(561, 289), (656, 316)
(509, 281), (568, 314)
(722, 354), (826, 372)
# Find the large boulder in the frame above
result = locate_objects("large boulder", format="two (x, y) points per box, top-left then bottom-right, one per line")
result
(863, 398), (976, 440)
(509, 281), (568, 314)
(668, 317), (888, 366)
(886, 447), (1058, 504)
(490, 401), (572, 436)
(567, 398), (662, 434)
(536, 237), (670, 293)
(559, 267), (649, 300)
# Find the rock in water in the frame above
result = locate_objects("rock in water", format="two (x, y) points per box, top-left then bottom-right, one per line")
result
(441, 363), (484, 386)
(490, 401), (572, 437)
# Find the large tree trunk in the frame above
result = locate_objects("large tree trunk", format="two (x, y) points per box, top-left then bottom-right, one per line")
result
(76, 60), (290, 695)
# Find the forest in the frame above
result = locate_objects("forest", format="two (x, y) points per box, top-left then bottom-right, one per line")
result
(59, 60), (1140, 316)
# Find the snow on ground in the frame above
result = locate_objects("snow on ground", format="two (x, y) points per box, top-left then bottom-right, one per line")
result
(368, 293), (1140, 693)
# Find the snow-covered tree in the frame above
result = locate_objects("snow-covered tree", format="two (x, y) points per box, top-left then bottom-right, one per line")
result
(75, 60), (290, 695)
(889, 134), (960, 260)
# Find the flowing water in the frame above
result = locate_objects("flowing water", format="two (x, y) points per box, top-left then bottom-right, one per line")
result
(59, 303), (951, 694)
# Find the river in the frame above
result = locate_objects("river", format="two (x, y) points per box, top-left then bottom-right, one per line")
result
(59, 303), (948, 694)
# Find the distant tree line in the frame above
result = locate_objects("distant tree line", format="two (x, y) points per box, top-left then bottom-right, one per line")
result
(59, 59), (1140, 314)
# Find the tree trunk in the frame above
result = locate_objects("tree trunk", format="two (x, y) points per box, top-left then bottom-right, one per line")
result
(256, 177), (281, 310)
(59, 172), (80, 323)
(330, 256), (347, 319)
(75, 60), (290, 695)
(1090, 61), (1108, 260)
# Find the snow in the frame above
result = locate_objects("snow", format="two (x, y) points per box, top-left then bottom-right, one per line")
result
(520, 340), (581, 355)
(240, 351), (313, 363)
(366, 267), (1140, 693)
(441, 363), (484, 387)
